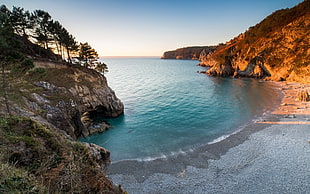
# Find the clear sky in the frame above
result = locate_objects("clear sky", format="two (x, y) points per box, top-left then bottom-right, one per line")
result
(2, 0), (304, 56)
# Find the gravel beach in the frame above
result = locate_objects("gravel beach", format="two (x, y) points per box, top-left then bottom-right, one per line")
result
(108, 82), (310, 193)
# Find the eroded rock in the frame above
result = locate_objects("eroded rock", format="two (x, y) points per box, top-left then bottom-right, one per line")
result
(297, 90), (310, 102)
(23, 64), (124, 140)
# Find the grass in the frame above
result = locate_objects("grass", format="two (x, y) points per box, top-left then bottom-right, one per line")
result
(0, 115), (124, 193)
(0, 160), (47, 193)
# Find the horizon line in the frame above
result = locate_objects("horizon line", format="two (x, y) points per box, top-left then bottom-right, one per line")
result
(100, 56), (161, 58)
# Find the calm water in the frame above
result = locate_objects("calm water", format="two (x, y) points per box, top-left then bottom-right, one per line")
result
(81, 57), (279, 162)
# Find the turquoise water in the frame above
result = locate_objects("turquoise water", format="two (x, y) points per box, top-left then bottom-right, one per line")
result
(81, 57), (279, 162)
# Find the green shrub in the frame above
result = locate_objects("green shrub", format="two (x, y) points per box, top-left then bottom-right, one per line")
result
(29, 68), (47, 79)
(20, 58), (35, 71)
(0, 161), (46, 193)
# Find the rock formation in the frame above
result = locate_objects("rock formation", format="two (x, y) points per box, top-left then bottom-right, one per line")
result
(20, 61), (124, 140)
(297, 90), (310, 102)
(0, 60), (125, 193)
(0, 5), (125, 193)
(199, 0), (310, 83)
(161, 46), (217, 60)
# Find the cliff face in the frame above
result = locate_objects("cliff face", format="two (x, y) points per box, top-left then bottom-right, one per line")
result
(200, 0), (310, 83)
(19, 60), (124, 140)
(161, 46), (216, 60)
(0, 60), (125, 193)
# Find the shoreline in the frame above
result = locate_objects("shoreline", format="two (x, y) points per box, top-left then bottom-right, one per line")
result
(107, 81), (310, 193)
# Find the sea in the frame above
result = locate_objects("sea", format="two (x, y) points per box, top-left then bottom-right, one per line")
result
(81, 57), (280, 162)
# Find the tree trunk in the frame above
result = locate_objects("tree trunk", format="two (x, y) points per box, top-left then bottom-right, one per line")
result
(61, 45), (65, 62)
(66, 48), (72, 64)
(1, 62), (11, 115)
(45, 41), (49, 50)
(55, 41), (61, 57)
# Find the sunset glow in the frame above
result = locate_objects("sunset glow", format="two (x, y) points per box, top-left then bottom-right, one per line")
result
(2, 0), (303, 56)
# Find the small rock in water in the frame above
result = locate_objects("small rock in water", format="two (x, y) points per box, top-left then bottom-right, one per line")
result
(284, 114), (296, 118)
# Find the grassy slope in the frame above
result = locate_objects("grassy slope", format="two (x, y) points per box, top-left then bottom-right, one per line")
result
(0, 34), (125, 194)
(0, 115), (124, 193)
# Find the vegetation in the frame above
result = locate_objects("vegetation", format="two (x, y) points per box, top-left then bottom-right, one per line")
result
(0, 115), (124, 193)
(162, 46), (217, 59)
(0, 4), (122, 193)
(244, 0), (310, 44)
(0, 4), (108, 71)
(0, 4), (109, 114)
(203, 0), (309, 81)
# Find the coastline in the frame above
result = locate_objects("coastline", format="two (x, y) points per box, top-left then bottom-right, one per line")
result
(107, 81), (310, 193)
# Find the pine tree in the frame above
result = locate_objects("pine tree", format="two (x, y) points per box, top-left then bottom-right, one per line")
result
(31, 10), (52, 50)
(78, 42), (98, 67)
(10, 6), (31, 37)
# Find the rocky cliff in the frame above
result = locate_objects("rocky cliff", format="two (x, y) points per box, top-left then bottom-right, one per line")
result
(200, 0), (310, 83)
(17, 60), (124, 140)
(161, 46), (217, 60)
(0, 6), (125, 192)
(0, 59), (125, 193)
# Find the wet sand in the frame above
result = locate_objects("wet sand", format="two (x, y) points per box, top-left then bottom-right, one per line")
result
(107, 81), (310, 193)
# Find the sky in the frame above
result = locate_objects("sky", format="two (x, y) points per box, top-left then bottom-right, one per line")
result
(2, 0), (304, 56)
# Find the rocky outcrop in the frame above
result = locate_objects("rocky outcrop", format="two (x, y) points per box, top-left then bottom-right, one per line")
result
(21, 62), (124, 140)
(236, 56), (271, 78)
(297, 90), (310, 102)
(206, 63), (234, 77)
(85, 143), (111, 167)
(1, 60), (125, 193)
(0, 115), (125, 193)
(161, 46), (216, 60)
(206, 56), (235, 77)
(200, 0), (310, 83)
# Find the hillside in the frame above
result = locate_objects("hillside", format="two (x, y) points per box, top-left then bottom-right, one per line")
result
(0, 5), (125, 193)
(161, 46), (217, 60)
(0, 115), (126, 193)
(199, 0), (310, 83)
(0, 61), (125, 193)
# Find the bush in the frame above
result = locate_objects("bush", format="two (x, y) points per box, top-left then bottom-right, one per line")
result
(20, 58), (34, 71)
(29, 68), (47, 79)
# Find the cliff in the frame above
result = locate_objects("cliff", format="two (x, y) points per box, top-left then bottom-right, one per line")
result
(24, 60), (124, 140)
(0, 6), (125, 192)
(161, 46), (217, 60)
(0, 60), (125, 193)
(199, 0), (310, 83)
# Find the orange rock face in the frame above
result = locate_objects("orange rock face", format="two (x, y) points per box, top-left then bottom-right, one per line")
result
(199, 0), (310, 83)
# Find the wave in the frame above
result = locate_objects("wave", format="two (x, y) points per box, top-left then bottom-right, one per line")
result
(112, 149), (195, 163)
(111, 110), (275, 164)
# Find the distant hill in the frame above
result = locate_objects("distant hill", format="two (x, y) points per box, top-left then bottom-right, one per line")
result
(200, 0), (310, 83)
(161, 46), (217, 60)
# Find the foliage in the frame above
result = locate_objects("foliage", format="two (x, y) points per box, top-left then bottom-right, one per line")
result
(15, 58), (34, 72)
(0, 115), (125, 193)
(244, 0), (310, 44)
(207, 0), (309, 77)
(10, 6), (31, 37)
(29, 67), (47, 79)
(1, 4), (107, 73)
(95, 61), (109, 73)
(0, 161), (47, 193)
(78, 42), (98, 67)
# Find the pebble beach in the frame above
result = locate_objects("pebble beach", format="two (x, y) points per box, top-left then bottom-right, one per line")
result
(108, 82), (310, 194)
